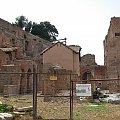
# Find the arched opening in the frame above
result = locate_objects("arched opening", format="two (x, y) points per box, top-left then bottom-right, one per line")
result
(82, 71), (93, 80)
(20, 69), (25, 94)
(27, 68), (32, 93)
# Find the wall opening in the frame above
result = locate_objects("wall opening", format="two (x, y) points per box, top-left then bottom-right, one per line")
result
(25, 41), (29, 51)
(20, 69), (25, 94)
(115, 33), (120, 37)
(27, 68), (32, 93)
(82, 71), (93, 80)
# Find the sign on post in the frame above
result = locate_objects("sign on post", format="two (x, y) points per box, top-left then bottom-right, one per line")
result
(50, 75), (57, 80)
(76, 84), (91, 96)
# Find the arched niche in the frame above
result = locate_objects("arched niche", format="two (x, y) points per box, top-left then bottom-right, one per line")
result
(19, 69), (25, 94)
(27, 68), (32, 93)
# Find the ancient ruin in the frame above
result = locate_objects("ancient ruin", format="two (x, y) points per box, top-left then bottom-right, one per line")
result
(1, 17), (120, 95)
(0, 18), (51, 95)
(104, 17), (120, 79)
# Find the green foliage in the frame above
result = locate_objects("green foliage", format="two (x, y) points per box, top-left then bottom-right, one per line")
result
(31, 21), (58, 41)
(74, 103), (108, 120)
(0, 104), (13, 113)
(14, 16), (59, 41)
(15, 15), (28, 29)
(25, 21), (32, 32)
(81, 103), (106, 112)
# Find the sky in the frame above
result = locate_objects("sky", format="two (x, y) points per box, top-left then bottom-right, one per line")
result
(0, 0), (120, 65)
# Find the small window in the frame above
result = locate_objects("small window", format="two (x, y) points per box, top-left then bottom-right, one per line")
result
(33, 39), (36, 41)
(25, 41), (29, 51)
(6, 52), (12, 60)
(115, 33), (120, 37)
(24, 34), (27, 39)
(12, 30), (16, 34)
(12, 38), (15, 45)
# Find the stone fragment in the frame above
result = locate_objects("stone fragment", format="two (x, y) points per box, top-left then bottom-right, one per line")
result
(0, 113), (13, 120)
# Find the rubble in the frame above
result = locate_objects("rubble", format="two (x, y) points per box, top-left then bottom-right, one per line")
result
(16, 106), (33, 112)
(0, 113), (13, 120)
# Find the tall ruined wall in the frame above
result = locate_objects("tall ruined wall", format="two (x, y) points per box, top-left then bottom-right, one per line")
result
(0, 18), (51, 59)
(80, 54), (106, 80)
(0, 18), (51, 95)
(104, 17), (120, 78)
(0, 65), (21, 94)
(81, 54), (97, 66)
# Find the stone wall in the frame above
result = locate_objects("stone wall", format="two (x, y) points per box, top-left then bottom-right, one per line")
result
(0, 18), (51, 95)
(81, 54), (97, 66)
(104, 17), (120, 79)
(38, 67), (79, 96)
(0, 65), (21, 94)
(80, 54), (106, 80)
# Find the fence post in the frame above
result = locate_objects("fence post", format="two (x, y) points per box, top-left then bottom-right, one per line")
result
(71, 80), (73, 120)
(70, 74), (73, 120)
(33, 65), (37, 120)
(70, 74), (72, 120)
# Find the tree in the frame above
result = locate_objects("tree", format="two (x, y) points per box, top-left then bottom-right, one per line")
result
(25, 21), (32, 32)
(31, 21), (59, 41)
(15, 15), (28, 29)
(14, 16), (59, 41)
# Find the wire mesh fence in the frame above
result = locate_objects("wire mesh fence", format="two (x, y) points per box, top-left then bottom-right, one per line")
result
(0, 70), (120, 120)
(0, 70), (78, 120)
(72, 78), (120, 119)
(36, 73), (78, 120)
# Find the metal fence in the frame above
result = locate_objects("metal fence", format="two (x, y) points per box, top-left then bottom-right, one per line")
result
(35, 72), (77, 120)
(0, 68), (120, 120)
(0, 67), (78, 120)
(71, 78), (120, 119)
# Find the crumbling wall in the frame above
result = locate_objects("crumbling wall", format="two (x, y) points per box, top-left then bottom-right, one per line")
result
(40, 66), (78, 95)
(0, 18), (51, 95)
(81, 54), (97, 66)
(104, 17), (120, 79)
(0, 65), (21, 95)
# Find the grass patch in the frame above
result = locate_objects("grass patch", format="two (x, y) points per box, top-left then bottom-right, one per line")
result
(74, 102), (120, 120)
(0, 103), (13, 112)
(1, 96), (120, 120)
(82, 103), (106, 112)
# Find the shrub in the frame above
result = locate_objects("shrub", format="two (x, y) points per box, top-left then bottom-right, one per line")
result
(0, 104), (13, 113)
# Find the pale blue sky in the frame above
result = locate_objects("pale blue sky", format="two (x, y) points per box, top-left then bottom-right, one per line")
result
(1, 0), (120, 65)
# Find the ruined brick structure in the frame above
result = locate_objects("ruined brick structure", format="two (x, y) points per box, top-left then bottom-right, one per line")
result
(102, 17), (120, 93)
(104, 17), (120, 79)
(1, 17), (120, 95)
(80, 54), (106, 80)
(80, 54), (106, 91)
(0, 18), (80, 96)
(0, 18), (51, 95)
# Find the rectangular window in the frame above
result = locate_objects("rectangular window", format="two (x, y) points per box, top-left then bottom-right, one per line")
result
(6, 52), (12, 60)
(25, 41), (29, 51)
(12, 38), (15, 45)
(24, 34), (26, 39)
(115, 33), (120, 37)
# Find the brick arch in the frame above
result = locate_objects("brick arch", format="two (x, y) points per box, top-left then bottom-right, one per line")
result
(81, 69), (93, 80)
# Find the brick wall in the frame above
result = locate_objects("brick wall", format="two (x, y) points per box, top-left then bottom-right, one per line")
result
(0, 18), (51, 95)
(0, 65), (21, 94)
(39, 67), (79, 95)
(104, 17), (120, 79)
